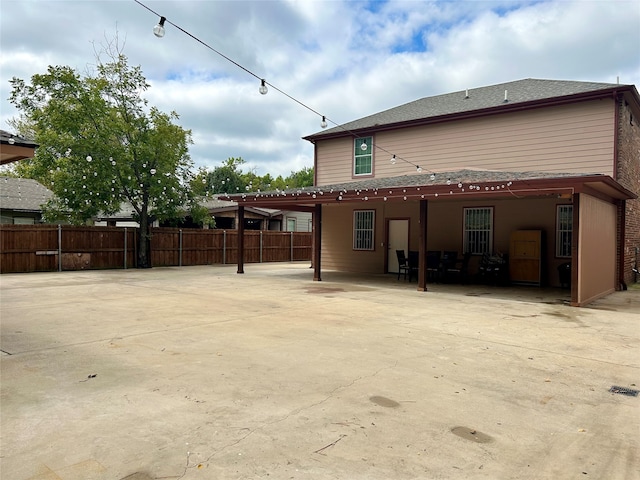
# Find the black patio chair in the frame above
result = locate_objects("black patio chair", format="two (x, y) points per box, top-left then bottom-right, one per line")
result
(408, 250), (420, 282)
(396, 249), (410, 280)
(445, 251), (471, 283)
(426, 250), (441, 282)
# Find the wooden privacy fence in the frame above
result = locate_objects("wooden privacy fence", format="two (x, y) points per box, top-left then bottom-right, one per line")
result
(0, 225), (312, 273)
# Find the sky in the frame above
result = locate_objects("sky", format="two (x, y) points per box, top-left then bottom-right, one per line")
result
(1, 0), (639, 178)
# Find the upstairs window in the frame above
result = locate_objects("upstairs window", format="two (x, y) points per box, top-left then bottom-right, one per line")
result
(463, 207), (493, 254)
(556, 205), (573, 258)
(354, 137), (373, 176)
(353, 210), (375, 250)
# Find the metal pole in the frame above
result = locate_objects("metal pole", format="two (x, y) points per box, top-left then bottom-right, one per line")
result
(223, 230), (226, 265)
(291, 231), (294, 261)
(57, 224), (62, 272)
(179, 229), (183, 267)
(260, 231), (263, 263)
(124, 227), (127, 269)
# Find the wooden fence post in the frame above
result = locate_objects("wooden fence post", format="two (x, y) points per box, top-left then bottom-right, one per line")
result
(57, 224), (62, 272)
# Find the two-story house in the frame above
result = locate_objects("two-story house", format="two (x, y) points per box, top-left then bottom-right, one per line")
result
(228, 79), (639, 306)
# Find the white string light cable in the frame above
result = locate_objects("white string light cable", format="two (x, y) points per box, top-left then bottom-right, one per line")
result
(133, 0), (432, 176)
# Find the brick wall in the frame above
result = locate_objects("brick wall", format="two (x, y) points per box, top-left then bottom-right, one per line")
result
(616, 97), (640, 285)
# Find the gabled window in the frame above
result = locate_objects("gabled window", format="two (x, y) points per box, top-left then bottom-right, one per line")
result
(556, 205), (573, 258)
(354, 137), (373, 176)
(353, 210), (375, 250)
(463, 207), (493, 254)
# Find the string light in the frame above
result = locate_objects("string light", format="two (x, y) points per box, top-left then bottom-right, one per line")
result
(134, 0), (436, 177)
(153, 16), (166, 38)
(259, 79), (268, 95)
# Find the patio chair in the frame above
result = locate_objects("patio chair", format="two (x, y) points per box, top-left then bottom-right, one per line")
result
(440, 251), (458, 280)
(426, 250), (441, 282)
(396, 250), (410, 280)
(408, 250), (420, 282)
(445, 251), (471, 283)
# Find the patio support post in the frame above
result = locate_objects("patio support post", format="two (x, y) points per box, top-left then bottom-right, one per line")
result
(313, 204), (322, 281)
(417, 199), (428, 291)
(571, 193), (580, 305)
(237, 206), (245, 274)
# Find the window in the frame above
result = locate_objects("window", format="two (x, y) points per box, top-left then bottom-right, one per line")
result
(353, 210), (375, 250)
(354, 137), (373, 176)
(556, 205), (573, 258)
(286, 218), (296, 232)
(463, 207), (493, 254)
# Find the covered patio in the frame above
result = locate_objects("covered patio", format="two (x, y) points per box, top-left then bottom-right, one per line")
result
(227, 169), (636, 306)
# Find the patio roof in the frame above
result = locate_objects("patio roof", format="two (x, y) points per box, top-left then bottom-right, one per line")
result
(0, 130), (38, 165)
(225, 169), (636, 211)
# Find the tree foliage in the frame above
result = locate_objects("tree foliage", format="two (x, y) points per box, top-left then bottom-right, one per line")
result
(9, 50), (193, 267)
(191, 159), (313, 196)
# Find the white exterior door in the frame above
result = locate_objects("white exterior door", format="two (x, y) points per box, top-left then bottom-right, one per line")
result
(388, 219), (409, 273)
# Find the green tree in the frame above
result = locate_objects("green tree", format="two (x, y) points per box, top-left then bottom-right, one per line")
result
(285, 166), (314, 188)
(9, 51), (193, 268)
(194, 157), (247, 195)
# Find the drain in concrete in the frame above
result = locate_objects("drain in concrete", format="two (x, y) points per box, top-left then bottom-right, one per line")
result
(369, 396), (400, 408)
(451, 426), (493, 443)
(609, 385), (639, 397)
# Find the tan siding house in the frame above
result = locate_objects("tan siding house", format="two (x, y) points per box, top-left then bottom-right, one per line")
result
(231, 79), (639, 306)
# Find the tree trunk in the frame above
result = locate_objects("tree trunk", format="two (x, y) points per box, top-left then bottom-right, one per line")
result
(137, 198), (151, 268)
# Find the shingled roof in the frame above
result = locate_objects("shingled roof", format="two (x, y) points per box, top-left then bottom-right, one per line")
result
(305, 78), (635, 140)
(0, 176), (54, 212)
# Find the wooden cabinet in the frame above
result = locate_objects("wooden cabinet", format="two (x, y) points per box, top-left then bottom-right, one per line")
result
(509, 230), (543, 285)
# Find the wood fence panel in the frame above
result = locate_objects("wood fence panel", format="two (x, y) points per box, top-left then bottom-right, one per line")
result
(293, 232), (313, 261)
(1, 225), (312, 273)
(1, 225), (58, 273)
(150, 228), (180, 267)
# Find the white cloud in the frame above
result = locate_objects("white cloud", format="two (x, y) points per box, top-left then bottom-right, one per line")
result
(1, 0), (638, 178)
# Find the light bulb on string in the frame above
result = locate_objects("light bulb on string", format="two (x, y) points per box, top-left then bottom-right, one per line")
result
(416, 166), (422, 173)
(320, 116), (328, 129)
(360, 141), (368, 151)
(259, 79), (268, 95)
(390, 155), (397, 165)
(153, 16), (166, 38)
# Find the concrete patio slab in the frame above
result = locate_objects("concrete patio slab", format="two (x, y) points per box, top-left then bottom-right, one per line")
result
(1, 263), (638, 480)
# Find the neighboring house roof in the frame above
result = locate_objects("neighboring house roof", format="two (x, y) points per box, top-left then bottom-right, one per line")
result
(95, 197), (287, 221)
(0, 176), (54, 212)
(305, 78), (640, 141)
(200, 197), (283, 217)
(0, 130), (39, 165)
